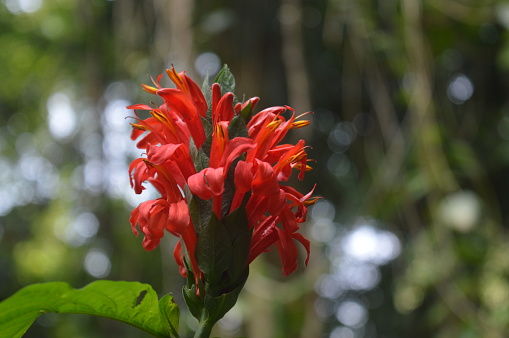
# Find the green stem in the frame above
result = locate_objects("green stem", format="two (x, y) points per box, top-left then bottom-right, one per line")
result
(194, 311), (217, 338)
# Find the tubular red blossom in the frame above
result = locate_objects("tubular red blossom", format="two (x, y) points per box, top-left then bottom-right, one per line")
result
(188, 167), (225, 200)
(127, 67), (316, 281)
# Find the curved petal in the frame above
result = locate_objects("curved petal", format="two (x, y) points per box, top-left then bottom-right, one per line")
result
(188, 167), (225, 200)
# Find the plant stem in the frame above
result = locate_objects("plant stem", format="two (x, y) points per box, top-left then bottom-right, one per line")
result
(194, 319), (216, 338)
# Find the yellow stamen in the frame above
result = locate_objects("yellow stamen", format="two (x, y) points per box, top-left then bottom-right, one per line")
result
(303, 197), (321, 206)
(151, 110), (169, 123)
(215, 124), (226, 156)
(130, 123), (148, 131)
(291, 120), (310, 129)
(266, 119), (282, 131)
(166, 67), (188, 92)
(293, 163), (313, 171)
(142, 84), (158, 95)
(151, 110), (176, 134)
(290, 151), (307, 163)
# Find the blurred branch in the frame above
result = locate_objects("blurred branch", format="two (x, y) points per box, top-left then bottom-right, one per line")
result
(280, 0), (312, 114)
(427, 0), (495, 23)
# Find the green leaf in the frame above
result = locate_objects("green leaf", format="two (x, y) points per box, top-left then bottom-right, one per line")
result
(182, 285), (203, 321)
(223, 203), (250, 242)
(188, 195), (213, 235)
(0, 281), (178, 338)
(214, 64), (235, 95)
(223, 205), (251, 282)
(240, 100), (254, 123)
(195, 213), (233, 286)
(228, 114), (249, 139)
(229, 231), (252, 282)
(193, 148), (210, 173)
(158, 294), (180, 338)
(203, 271), (247, 323)
(201, 71), (212, 113)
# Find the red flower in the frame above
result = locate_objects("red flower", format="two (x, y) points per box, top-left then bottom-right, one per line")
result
(128, 67), (316, 279)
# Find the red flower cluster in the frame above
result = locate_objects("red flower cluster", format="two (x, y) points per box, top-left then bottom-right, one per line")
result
(128, 67), (316, 278)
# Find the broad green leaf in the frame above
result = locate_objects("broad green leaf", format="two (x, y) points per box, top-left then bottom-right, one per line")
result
(214, 64), (235, 95)
(158, 294), (180, 338)
(229, 231), (252, 282)
(188, 195), (213, 235)
(223, 203), (250, 242)
(0, 280), (179, 338)
(195, 213), (233, 286)
(223, 199), (251, 282)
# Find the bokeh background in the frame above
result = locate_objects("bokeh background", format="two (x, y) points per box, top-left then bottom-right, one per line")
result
(2, 0), (509, 337)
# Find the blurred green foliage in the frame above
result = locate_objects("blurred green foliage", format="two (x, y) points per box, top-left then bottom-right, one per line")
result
(2, 0), (509, 337)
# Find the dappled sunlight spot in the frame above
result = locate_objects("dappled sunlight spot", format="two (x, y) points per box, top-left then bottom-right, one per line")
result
(103, 97), (131, 132)
(497, 2), (509, 29)
(0, 158), (12, 182)
(438, 190), (480, 233)
(394, 285), (424, 313)
(40, 14), (65, 39)
(84, 249), (111, 278)
(83, 159), (105, 195)
(310, 199), (336, 221)
(13, 240), (67, 279)
(330, 326), (355, 338)
(4, 0), (42, 14)
(331, 258), (381, 291)
(315, 216), (401, 330)
(314, 297), (336, 320)
(201, 9), (235, 35)
(327, 153), (351, 177)
(64, 212), (99, 247)
(195, 52), (221, 77)
(447, 74), (474, 104)
(314, 274), (344, 299)
(0, 189), (15, 216)
(497, 115), (509, 140)
(79, 132), (102, 159)
(15, 132), (35, 155)
(101, 97), (138, 199)
(105, 161), (131, 199)
(105, 81), (131, 103)
(335, 299), (368, 328)
(328, 122), (356, 153)
(480, 276), (509, 310)
(278, 3), (299, 25)
(18, 153), (59, 199)
(47, 92), (77, 140)
(310, 218), (337, 243)
(11, 180), (36, 205)
(125, 183), (158, 208)
(341, 224), (401, 265)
